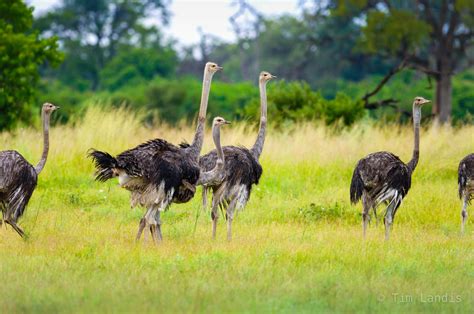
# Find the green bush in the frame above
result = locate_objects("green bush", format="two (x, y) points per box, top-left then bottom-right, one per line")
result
(242, 81), (364, 126)
(323, 92), (365, 125)
(296, 202), (358, 223)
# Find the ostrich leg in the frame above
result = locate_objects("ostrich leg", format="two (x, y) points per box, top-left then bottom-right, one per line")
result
(461, 196), (468, 233)
(362, 193), (371, 238)
(136, 206), (153, 241)
(153, 211), (163, 242)
(226, 198), (238, 241)
(5, 220), (25, 238)
(136, 218), (147, 241)
(384, 198), (398, 241)
(211, 199), (219, 239)
(149, 203), (166, 243)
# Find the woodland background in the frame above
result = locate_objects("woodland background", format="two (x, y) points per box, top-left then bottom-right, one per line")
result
(1, 0), (473, 130)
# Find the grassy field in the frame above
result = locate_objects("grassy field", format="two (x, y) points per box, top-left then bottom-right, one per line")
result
(0, 107), (473, 313)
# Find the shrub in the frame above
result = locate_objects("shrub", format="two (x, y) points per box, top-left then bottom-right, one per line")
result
(296, 202), (358, 223)
(242, 81), (364, 126)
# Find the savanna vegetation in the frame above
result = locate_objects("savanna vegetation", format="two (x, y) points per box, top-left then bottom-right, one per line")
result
(0, 107), (472, 312)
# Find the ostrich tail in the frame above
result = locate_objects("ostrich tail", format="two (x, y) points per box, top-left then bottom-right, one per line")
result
(87, 149), (118, 182)
(350, 167), (364, 204)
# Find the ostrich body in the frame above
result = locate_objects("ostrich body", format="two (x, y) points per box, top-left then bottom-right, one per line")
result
(199, 71), (275, 240)
(458, 153), (474, 233)
(0, 103), (59, 237)
(89, 62), (222, 242)
(350, 96), (430, 240)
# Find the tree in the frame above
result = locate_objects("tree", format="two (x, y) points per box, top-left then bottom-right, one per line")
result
(0, 0), (62, 130)
(35, 0), (170, 90)
(100, 46), (177, 91)
(334, 0), (474, 123)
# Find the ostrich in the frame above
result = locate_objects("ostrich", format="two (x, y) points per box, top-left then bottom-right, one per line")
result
(350, 96), (430, 240)
(0, 103), (59, 237)
(197, 117), (231, 186)
(199, 71), (276, 240)
(89, 62), (222, 243)
(458, 153), (474, 233)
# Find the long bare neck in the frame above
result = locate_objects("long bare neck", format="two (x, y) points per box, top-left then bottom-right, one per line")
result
(190, 70), (213, 157)
(251, 79), (267, 159)
(196, 124), (224, 186)
(407, 105), (421, 173)
(213, 124), (224, 166)
(35, 111), (50, 174)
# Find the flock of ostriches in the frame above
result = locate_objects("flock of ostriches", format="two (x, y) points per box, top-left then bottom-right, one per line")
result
(0, 62), (473, 242)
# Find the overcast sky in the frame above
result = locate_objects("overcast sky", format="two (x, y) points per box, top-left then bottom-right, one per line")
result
(27, 0), (299, 46)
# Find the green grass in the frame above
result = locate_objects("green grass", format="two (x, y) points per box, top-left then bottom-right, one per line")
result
(0, 107), (473, 313)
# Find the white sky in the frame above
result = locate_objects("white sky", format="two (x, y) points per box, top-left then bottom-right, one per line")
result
(28, 0), (299, 45)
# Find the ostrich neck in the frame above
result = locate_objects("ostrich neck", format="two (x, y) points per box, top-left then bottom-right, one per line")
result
(191, 70), (213, 157)
(213, 124), (224, 166)
(35, 111), (50, 174)
(251, 80), (267, 159)
(407, 105), (421, 173)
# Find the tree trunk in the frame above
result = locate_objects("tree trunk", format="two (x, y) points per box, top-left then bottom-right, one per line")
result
(434, 58), (452, 124)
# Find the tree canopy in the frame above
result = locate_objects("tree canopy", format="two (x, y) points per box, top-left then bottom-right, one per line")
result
(0, 0), (62, 130)
(34, 0), (171, 90)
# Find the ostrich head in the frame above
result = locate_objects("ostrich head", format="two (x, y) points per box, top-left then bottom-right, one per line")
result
(413, 96), (430, 107)
(205, 62), (223, 75)
(259, 71), (276, 83)
(42, 102), (59, 115)
(213, 116), (231, 127)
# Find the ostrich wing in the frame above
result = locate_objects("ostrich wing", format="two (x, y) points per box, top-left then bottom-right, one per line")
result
(0, 151), (37, 221)
(357, 151), (411, 200)
(120, 140), (200, 202)
(200, 146), (262, 188)
(115, 139), (182, 179)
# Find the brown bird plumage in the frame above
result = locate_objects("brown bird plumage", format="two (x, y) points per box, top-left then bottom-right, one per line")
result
(458, 153), (474, 233)
(350, 96), (430, 240)
(0, 103), (59, 237)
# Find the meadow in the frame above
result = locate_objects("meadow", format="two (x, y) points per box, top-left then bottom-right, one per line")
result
(0, 107), (472, 313)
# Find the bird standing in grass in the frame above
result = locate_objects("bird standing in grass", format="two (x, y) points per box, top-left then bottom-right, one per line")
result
(199, 71), (276, 240)
(458, 153), (473, 233)
(350, 96), (430, 240)
(0, 103), (59, 237)
(197, 117), (231, 186)
(89, 62), (222, 243)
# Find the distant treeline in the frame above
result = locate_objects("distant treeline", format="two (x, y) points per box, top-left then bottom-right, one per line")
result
(37, 69), (474, 127)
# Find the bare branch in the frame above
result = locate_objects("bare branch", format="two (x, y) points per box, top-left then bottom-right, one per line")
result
(406, 63), (441, 76)
(364, 98), (399, 110)
(361, 58), (406, 104)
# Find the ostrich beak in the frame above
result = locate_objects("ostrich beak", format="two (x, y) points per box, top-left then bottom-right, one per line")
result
(421, 99), (431, 105)
(271, 75), (277, 79)
(216, 66), (223, 71)
(224, 120), (231, 124)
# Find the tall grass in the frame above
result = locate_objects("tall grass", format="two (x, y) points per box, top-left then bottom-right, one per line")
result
(0, 106), (472, 313)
